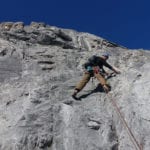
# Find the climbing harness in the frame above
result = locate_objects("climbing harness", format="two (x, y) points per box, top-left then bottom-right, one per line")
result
(104, 90), (143, 150)
(93, 66), (100, 74)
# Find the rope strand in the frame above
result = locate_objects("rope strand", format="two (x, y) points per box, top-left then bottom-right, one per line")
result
(105, 91), (143, 150)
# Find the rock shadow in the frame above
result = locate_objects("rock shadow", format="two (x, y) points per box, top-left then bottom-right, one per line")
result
(78, 84), (111, 99)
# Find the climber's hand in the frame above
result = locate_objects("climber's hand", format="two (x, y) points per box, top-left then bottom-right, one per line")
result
(112, 67), (121, 74)
(115, 70), (121, 74)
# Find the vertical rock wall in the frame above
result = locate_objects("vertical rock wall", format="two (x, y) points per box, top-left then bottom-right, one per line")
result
(0, 22), (149, 150)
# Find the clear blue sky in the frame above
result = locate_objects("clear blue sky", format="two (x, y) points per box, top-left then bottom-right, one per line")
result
(0, 0), (150, 49)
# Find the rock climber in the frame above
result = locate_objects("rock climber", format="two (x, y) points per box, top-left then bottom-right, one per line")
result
(72, 53), (121, 99)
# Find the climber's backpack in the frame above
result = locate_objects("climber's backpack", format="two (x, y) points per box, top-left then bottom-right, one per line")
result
(83, 55), (99, 69)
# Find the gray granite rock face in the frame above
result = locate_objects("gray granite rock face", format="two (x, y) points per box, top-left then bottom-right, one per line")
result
(0, 22), (149, 150)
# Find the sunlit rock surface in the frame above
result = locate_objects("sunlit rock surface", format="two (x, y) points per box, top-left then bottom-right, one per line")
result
(0, 21), (149, 150)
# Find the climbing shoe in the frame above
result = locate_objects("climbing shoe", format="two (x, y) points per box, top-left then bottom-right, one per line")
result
(72, 90), (81, 100)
